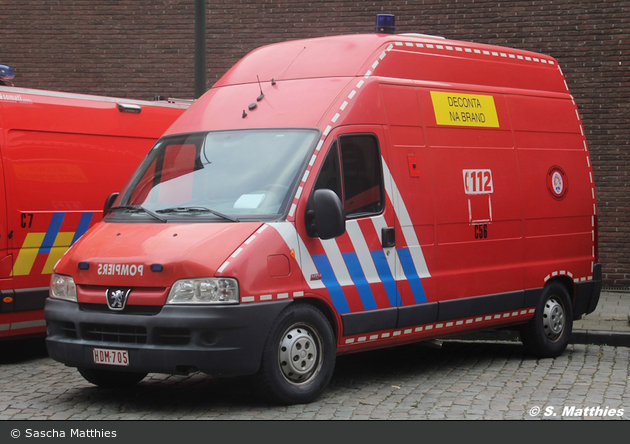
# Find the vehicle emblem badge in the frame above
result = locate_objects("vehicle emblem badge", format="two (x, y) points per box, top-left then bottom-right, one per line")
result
(106, 288), (131, 311)
(547, 166), (569, 200)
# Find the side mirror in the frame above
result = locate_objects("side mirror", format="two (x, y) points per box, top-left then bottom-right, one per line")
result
(103, 192), (119, 215)
(311, 189), (345, 240)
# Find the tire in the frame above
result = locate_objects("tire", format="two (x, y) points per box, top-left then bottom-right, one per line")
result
(520, 282), (573, 358)
(77, 367), (147, 388)
(254, 303), (336, 405)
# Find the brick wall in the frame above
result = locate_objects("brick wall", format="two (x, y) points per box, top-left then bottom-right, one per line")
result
(1, 0), (628, 286)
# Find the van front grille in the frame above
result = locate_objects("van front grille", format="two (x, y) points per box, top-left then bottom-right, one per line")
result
(154, 327), (191, 345)
(79, 303), (162, 316)
(81, 323), (147, 344)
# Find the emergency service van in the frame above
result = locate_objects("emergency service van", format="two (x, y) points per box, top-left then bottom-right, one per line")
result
(0, 85), (188, 339)
(44, 23), (601, 405)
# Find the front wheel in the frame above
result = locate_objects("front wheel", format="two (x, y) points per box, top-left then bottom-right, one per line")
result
(77, 367), (147, 388)
(254, 303), (336, 405)
(520, 282), (573, 358)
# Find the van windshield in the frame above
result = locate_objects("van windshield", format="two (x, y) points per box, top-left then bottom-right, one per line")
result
(116, 129), (319, 221)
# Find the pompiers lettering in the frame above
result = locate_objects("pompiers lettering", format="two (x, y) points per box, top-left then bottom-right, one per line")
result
(97, 263), (144, 276)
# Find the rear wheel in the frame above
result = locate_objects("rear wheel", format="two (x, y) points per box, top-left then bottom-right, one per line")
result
(255, 303), (336, 405)
(77, 367), (147, 388)
(520, 282), (573, 358)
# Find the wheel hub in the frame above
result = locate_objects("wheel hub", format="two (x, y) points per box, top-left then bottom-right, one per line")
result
(279, 326), (319, 384)
(542, 297), (565, 341)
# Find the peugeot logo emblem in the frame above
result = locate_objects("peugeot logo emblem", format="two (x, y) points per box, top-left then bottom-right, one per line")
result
(106, 288), (131, 311)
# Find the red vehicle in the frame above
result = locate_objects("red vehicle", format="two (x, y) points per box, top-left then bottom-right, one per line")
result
(0, 85), (188, 339)
(45, 19), (601, 404)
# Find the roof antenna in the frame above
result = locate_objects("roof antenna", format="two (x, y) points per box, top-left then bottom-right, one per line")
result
(256, 75), (264, 102)
(273, 46), (306, 84)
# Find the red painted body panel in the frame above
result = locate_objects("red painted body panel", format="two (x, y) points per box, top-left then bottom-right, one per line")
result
(167, 77), (353, 133)
(49, 34), (598, 363)
(0, 87), (188, 338)
(213, 34), (385, 86)
(68, 221), (262, 290)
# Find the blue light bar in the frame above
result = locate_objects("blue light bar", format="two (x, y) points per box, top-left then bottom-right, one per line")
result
(375, 14), (395, 34)
(0, 65), (14, 80)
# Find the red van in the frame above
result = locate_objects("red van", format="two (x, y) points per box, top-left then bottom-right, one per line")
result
(0, 86), (188, 339)
(44, 28), (601, 404)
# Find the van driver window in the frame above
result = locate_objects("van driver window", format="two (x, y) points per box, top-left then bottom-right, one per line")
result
(314, 141), (343, 202)
(313, 134), (384, 218)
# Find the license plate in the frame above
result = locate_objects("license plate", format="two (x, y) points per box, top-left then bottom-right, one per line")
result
(92, 347), (129, 367)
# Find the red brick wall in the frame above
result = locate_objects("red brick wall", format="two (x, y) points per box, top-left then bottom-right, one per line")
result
(1, 0), (628, 286)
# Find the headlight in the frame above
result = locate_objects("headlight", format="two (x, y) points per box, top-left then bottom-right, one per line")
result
(166, 278), (239, 304)
(50, 273), (77, 302)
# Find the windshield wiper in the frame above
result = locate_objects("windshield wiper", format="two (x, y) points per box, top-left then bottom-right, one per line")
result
(110, 205), (167, 223)
(156, 206), (239, 222)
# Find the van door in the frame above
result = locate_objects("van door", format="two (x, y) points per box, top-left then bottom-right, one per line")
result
(379, 83), (437, 329)
(300, 125), (400, 337)
(0, 133), (9, 278)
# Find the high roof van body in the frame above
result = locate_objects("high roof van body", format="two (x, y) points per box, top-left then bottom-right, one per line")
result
(0, 87), (188, 339)
(44, 33), (600, 404)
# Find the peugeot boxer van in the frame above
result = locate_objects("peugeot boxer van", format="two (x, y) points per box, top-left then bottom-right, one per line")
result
(44, 27), (601, 404)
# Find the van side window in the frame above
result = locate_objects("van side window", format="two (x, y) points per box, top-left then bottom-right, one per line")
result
(314, 141), (343, 201)
(312, 134), (384, 220)
(339, 134), (384, 218)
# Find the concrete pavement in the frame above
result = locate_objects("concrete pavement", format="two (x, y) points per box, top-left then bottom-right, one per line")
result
(572, 290), (630, 346)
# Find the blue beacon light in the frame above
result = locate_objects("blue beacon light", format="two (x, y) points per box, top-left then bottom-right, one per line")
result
(0, 65), (15, 80)
(375, 14), (395, 34)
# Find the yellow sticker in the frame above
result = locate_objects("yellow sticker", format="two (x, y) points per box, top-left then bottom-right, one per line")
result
(430, 91), (499, 128)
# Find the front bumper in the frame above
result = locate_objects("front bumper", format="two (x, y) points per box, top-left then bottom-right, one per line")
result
(44, 298), (292, 377)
